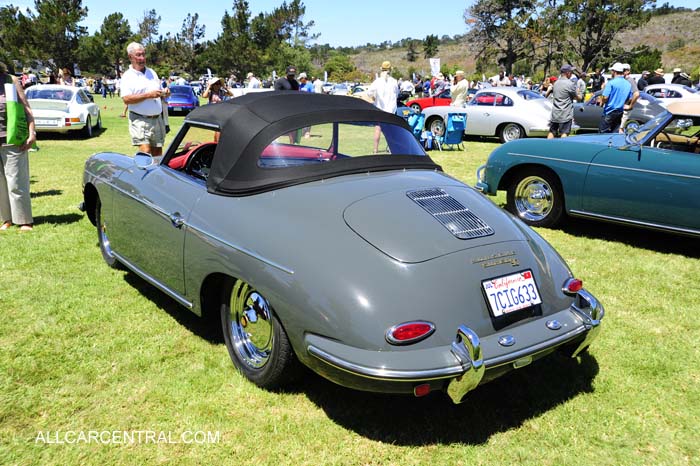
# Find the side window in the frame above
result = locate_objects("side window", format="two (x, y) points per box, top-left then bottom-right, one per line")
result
(472, 93), (495, 106)
(164, 125), (219, 181)
(494, 94), (513, 106)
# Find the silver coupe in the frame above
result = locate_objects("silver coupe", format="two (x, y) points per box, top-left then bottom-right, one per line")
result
(81, 92), (603, 403)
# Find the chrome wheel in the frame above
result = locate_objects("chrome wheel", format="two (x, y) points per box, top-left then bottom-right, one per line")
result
(410, 103), (421, 113)
(228, 282), (273, 369)
(499, 123), (524, 143)
(220, 278), (301, 388)
(506, 168), (564, 228)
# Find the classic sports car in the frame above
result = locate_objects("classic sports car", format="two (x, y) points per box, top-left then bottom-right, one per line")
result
(81, 92), (603, 403)
(166, 85), (200, 114)
(406, 89), (452, 112)
(26, 84), (101, 137)
(644, 83), (700, 107)
(476, 101), (700, 236)
(422, 87), (553, 143)
(574, 91), (665, 132)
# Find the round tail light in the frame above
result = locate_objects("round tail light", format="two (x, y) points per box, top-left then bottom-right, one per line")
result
(386, 321), (435, 345)
(563, 278), (583, 295)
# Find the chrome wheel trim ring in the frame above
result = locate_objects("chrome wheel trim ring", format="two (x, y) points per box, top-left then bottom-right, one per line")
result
(430, 119), (445, 136)
(229, 284), (273, 369)
(502, 124), (522, 142)
(513, 175), (554, 222)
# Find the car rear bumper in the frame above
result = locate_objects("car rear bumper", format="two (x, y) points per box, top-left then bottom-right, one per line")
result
(305, 289), (603, 403)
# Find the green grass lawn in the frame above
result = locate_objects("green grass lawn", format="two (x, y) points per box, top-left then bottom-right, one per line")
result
(1, 98), (698, 465)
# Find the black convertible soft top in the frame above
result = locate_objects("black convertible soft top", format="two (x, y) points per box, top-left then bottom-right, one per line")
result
(181, 91), (440, 196)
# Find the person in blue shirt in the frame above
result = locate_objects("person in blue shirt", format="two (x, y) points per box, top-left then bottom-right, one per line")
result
(599, 62), (632, 133)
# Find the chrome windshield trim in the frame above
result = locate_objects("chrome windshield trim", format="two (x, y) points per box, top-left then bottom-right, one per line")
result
(113, 251), (193, 309)
(569, 209), (700, 236)
(508, 152), (700, 181)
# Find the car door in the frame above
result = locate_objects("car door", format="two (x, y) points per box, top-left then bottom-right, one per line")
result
(574, 98), (603, 130)
(110, 161), (205, 296)
(465, 92), (499, 136)
(581, 144), (700, 231)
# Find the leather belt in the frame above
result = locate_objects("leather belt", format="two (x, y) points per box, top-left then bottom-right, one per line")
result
(130, 111), (160, 119)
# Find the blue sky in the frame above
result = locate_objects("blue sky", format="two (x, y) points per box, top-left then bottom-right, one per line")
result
(8, 0), (699, 47)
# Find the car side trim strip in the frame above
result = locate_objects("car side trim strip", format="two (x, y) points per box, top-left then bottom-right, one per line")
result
(568, 209), (700, 236)
(112, 251), (194, 309)
(508, 152), (700, 181)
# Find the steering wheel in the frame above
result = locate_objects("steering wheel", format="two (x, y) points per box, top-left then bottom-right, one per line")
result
(185, 144), (216, 180)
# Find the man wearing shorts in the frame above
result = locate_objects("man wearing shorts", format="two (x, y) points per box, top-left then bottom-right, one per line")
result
(548, 64), (581, 139)
(120, 42), (169, 156)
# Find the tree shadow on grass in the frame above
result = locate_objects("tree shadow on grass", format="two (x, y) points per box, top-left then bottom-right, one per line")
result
(299, 351), (599, 446)
(30, 189), (62, 198)
(34, 213), (83, 226)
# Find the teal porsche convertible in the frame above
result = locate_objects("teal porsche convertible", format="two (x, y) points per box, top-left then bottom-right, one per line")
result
(476, 101), (700, 237)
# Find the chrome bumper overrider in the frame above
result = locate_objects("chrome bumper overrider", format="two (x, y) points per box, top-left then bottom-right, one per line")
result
(475, 164), (489, 193)
(307, 289), (604, 403)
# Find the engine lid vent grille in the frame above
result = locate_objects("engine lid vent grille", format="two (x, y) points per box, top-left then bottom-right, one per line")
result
(407, 188), (495, 240)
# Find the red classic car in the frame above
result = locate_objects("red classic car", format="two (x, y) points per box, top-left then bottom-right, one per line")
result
(406, 89), (452, 112)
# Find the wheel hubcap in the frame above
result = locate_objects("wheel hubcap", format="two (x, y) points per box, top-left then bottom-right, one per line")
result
(503, 124), (521, 142)
(514, 176), (554, 221)
(229, 283), (273, 369)
(430, 119), (445, 136)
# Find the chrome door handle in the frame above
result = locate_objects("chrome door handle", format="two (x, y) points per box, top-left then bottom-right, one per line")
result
(169, 213), (184, 228)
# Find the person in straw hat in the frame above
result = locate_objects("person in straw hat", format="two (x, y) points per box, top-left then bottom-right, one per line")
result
(366, 60), (399, 153)
(647, 68), (666, 85)
(203, 76), (233, 104)
(451, 70), (469, 107)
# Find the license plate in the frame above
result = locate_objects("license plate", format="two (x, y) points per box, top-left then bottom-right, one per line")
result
(482, 270), (542, 317)
(36, 119), (58, 126)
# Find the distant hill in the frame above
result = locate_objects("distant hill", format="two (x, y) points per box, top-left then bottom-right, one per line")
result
(349, 11), (700, 78)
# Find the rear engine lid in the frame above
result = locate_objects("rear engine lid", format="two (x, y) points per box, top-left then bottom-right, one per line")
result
(343, 186), (525, 263)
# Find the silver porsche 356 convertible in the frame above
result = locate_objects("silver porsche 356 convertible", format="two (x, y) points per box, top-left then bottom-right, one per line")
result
(81, 92), (603, 403)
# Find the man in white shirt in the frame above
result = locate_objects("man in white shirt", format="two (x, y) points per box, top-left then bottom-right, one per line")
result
(450, 70), (469, 107)
(246, 72), (260, 89)
(366, 61), (399, 153)
(120, 42), (169, 156)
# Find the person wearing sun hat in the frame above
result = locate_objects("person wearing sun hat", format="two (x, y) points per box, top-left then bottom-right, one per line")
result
(202, 76), (233, 104)
(599, 62), (632, 133)
(0, 60), (37, 231)
(450, 70), (469, 107)
(647, 67), (666, 85)
(367, 60), (399, 153)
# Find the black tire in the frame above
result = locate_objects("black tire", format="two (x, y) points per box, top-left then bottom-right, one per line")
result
(427, 117), (445, 136)
(506, 167), (564, 228)
(499, 123), (524, 143)
(83, 116), (93, 138)
(95, 114), (102, 131)
(95, 197), (122, 268)
(220, 278), (300, 389)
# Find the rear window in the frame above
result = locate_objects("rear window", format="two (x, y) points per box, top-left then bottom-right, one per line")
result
(258, 121), (426, 168)
(26, 88), (73, 101)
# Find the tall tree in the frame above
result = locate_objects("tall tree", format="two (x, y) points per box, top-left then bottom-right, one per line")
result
(173, 13), (206, 76)
(99, 13), (133, 77)
(558, 0), (653, 71)
(406, 40), (419, 62)
(423, 34), (439, 59)
(27, 0), (88, 70)
(137, 9), (161, 47)
(276, 0), (318, 46)
(0, 5), (33, 65)
(464, 0), (536, 73)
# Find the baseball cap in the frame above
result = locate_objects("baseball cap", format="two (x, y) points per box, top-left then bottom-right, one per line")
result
(642, 70), (650, 76)
(286, 65), (297, 75)
(622, 63), (631, 71)
(673, 67), (682, 73)
(560, 64), (573, 73)
(611, 62), (624, 72)
(298, 72), (307, 79)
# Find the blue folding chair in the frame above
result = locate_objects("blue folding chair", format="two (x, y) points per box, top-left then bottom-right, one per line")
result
(407, 112), (425, 141)
(440, 113), (466, 150)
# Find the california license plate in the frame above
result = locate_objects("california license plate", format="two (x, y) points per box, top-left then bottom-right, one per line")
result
(36, 119), (57, 126)
(482, 270), (542, 317)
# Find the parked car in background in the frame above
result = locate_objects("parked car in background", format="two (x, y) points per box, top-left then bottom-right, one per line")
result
(81, 91), (603, 404)
(166, 85), (200, 115)
(405, 89), (452, 113)
(476, 101), (700, 236)
(644, 83), (700, 107)
(574, 91), (666, 132)
(329, 83), (349, 95)
(422, 87), (553, 143)
(26, 84), (101, 138)
(189, 81), (203, 96)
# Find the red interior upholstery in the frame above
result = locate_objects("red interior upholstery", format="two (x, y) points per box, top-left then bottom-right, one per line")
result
(168, 142), (217, 170)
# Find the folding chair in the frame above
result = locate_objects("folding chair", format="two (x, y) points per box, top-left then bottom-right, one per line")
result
(441, 113), (466, 150)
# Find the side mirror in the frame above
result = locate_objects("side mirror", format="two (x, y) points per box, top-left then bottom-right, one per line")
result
(134, 152), (155, 170)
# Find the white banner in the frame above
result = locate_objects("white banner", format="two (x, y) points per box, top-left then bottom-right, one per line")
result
(429, 58), (441, 77)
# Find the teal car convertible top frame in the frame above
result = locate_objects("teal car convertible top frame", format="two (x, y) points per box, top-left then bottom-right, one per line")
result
(476, 101), (700, 237)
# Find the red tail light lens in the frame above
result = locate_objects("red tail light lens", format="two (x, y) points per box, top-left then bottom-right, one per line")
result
(386, 321), (435, 345)
(563, 278), (583, 295)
